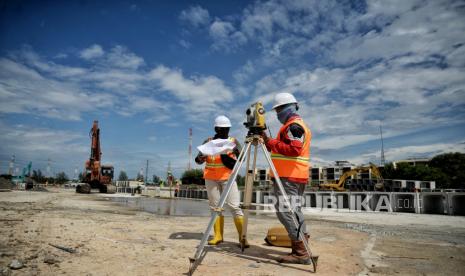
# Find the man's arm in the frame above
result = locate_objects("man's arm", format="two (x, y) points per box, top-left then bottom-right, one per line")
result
(220, 138), (241, 170)
(194, 138), (210, 164)
(232, 138), (242, 158)
(265, 123), (304, 157)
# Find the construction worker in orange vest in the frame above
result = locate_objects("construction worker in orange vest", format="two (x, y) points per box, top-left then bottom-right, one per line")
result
(261, 92), (312, 264)
(195, 115), (249, 247)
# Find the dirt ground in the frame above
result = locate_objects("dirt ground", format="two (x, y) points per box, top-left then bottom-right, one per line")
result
(1, 189), (464, 276)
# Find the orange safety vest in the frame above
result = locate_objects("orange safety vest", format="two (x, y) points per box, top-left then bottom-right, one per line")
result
(204, 137), (237, 181)
(271, 118), (311, 179)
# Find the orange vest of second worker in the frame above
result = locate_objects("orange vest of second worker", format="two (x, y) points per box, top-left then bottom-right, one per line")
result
(271, 117), (311, 180)
(203, 137), (237, 181)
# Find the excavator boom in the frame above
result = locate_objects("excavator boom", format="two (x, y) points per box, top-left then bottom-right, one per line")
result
(319, 163), (384, 191)
(76, 120), (114, 194)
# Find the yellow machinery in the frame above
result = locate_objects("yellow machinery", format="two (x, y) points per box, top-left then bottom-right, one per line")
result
(319, 163), (384, 191)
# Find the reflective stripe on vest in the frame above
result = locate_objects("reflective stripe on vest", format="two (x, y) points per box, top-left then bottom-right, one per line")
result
(204, 137), (236, 181)
(270, 118), (311, 179)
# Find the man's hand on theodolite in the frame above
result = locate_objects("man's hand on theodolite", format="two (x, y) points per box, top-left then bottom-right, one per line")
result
(260, 130), (269, 143)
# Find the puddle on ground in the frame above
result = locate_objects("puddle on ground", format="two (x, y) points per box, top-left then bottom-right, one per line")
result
(110, 197), (266, 217)
(111, 197), (212, 216)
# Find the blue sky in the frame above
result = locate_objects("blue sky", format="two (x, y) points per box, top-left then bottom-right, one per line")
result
(0, 0), (464, 179)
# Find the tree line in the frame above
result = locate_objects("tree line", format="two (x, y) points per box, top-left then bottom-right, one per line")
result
(30, 170), (69, 184)
(176, 152), (465, 189)
(381, 152), (465, 189)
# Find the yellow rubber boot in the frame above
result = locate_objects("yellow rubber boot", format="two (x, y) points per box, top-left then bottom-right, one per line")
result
(234, 216), (250, 248)
(208, 216), (224, 245)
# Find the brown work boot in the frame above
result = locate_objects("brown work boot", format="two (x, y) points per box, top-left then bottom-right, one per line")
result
(278, 240), (311, 264)
(288, 233), (310, 255)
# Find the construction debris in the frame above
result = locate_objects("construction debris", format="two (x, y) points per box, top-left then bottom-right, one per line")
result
(48, 243), (77, 254)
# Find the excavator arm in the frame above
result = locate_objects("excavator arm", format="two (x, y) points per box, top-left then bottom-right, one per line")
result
(319, 163), (384, 191)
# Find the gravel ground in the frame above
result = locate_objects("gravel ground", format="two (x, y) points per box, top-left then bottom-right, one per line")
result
(0, 189), (464, 275)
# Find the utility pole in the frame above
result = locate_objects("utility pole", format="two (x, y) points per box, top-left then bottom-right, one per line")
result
(74, 166), (78, 181)
(46, 158), (51, 178)
(380, 124), (385, 166)
(9, 155), (15, 175)
(145, 159), (149, 184)
(167, 161), (173, 197)
(188, 128), (192, 171)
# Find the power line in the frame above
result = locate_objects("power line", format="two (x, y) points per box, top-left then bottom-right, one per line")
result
(188, 128), (192, 170)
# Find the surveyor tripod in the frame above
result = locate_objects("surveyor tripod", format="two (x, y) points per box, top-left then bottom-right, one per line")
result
(188, 133), (317, 275)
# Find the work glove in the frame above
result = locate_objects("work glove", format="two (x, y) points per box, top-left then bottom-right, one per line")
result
(220, 154), (236, 170)
(195, 154), (207, 164)
(260, 131), (269, 143)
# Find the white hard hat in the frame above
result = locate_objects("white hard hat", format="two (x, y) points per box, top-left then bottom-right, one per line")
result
(214, 115), (232, 127)
(272, 92), (298, 109)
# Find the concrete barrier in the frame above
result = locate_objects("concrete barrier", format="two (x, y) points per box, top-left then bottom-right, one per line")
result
(370, 192), (392, 212)
(316, 192), (335, 209)
(303, 192), (317, 208)
(392, 193), (418, 213)
(349, 192), (372, 211)
(254, 191), (262, 204)
(447, 193), (465, 216)
(420, 192), (447, 214)
(335, 192), (350, 209)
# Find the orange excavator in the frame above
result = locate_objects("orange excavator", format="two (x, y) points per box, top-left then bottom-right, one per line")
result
(76, 120), (115, 194)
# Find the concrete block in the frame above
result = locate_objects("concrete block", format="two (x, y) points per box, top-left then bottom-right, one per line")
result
(420, 193), (447, 214)
(303, 192), (317, 208)
(392, 193), (417, 213)
(447, 192), (465, 216)
(316, 192), (335, 209)
(334, 192), (350, 209)
(369, 192), (392, 212)
(349, 192), (373, 212)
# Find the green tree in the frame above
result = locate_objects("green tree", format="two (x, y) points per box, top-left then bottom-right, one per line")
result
(136, 172), (144, 182)
(236, 174), (245, 187)
(32, 169), (45, 183)
(380, 153), (465, 189)
(181, 169), (204, 185)
(430, 152), (465, 189)
(55, 172), (69, 184)
(118, 170), (128, 181)
(78, 172), (85, 182)
(152, 175), (161, 184)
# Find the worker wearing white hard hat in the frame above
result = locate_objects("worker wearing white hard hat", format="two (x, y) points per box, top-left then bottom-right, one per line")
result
(214, 115), (232, 127)
(195, 115), (249, 247)
(262, 92), (314, 264)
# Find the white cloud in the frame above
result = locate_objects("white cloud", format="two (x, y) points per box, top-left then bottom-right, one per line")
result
(80, 44), (104, 60)
(349, 141), (465, 165)
(148, 65), (233, 118)
(209, 19), (247, 51)
(0, 121), (88, 175)
(179, 39), (191, 49)
(106, 45), (145, 69)
(179, 5), (210, 28)
(314, 134), (379, 150)
(1, 45), (237, 125)
(209, 19), (235, 39)
(0, 57), (114, 121)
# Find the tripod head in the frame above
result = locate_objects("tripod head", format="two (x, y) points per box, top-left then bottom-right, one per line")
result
(243, 101), (267, 136)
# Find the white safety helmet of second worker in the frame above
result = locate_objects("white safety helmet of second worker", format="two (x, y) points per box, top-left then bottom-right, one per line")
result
(214, 115), (232, 127)
(272, 92), (298, 110)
